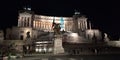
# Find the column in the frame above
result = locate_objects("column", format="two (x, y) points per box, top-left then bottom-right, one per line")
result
(36, 21), (38, 28)
(80, 22), (81, 29)
(47, 22), (49, 31)
(43, 22), (45, 29)
(24, 17), (26, 27)
(27, 18), (29, 27)
(25, 17), (27, 27)
(48, 24), (50, 31)
(45, 22), (46, 30)
(67, 23), (69, 31)
(33, 21), (35, 28)
(36, 21), (37, 28)
(29, 17), (31, 27)
(82, 21), (84, 30)
(65, 23), (67, 31)
(78, 22), (80, 29)
(41, 22), (43, 30)
(35, 21), (37, 28)
(38, 21), (39, 29)
(81, 21), (84, 30)
(81, 21), (83, 30)
(40, 21), (41, 29)
(85, 20), (87, 29)
(37, 21), (39, 28)
(18, 17), (21, 27)
(68, 23), (70, 31)
(23, 17), (25, 27)
(50, 22), (52, 31)
(83, 21), (86, 29)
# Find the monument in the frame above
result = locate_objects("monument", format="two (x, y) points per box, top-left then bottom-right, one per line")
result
(53, 23), (64, 54)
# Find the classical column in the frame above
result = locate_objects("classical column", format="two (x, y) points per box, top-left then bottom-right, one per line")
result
(40, 21), (41, 29)
(36, 21), (37, 28)
(89, 21), (91, 29)
(78, 22), (80, 29)
(41, 22), (43, 30)
(85, 20), (87, 29)
(81, 21), (83, 30)
(25, 17), (27, 27)
(79, 22), (81, 30)
(29, 17), (31, 27)
(26, 17), (28, 27)
(68, 24), (70, 31)
(50, 23), (52, 31)
(65, 23), (67, 31)
(45, 22), (47, 30)
(35, 21), (36, 28)
(44, 22), (45, 29)
(83, 20), (86, 29)
(27, 17), (30, 27)
(33, 21), (35, 28)
(24, 17), (27, 27)
(38, 21), (39, 28)
(18, 17), (21, 27)
(23, 17), (25, 27)
(36, 21), (38, 28)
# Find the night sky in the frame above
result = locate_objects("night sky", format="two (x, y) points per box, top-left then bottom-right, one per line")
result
(0, 0), (120, 40)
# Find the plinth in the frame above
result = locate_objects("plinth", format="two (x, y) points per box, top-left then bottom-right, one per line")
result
(53, 35), (64, 54)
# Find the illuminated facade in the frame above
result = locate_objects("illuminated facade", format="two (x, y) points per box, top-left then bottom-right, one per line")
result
(4, 9), (104, 55)
(2, 8), (120, 56)
(18, 10), (88, 32)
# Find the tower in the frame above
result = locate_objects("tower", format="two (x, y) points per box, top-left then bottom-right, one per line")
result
(72, 10), (80, 33)
(72, 10), (88, 36)
(78, 15), (88, 31)
(18, 8), (34, 27)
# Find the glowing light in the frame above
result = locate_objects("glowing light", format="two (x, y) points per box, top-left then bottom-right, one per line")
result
(39, 48), (42, 52)
(36, 41), (49, 43)
(67, 33), (79, 43)
(48, 48), (52, 52)
(75, 12), (80, 15)
(70, 33), (78, 37)
(27, 8), (31, 10)
(43, 47), (47, 52)
(35, 48), (39, 52)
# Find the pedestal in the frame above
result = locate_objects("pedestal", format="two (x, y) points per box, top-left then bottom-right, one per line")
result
(53, 35), (64, 54)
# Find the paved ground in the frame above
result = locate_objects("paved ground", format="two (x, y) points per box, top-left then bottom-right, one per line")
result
(15, 54), (120, 60)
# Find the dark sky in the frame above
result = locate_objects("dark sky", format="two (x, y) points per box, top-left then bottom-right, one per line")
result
(0, 0), (120, 40)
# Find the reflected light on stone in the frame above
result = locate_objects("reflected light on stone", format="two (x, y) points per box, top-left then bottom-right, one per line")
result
(70, 33), (78, 38)
(69, 58), (77, 60)
(39, 48), (42, 52)
(55, 58), (63, 60)
(36, 41), (49, 43)
(44, 47), (47, 52)
(35, 48), (39, 52)
(87, 30), (94, 35)
(68, 33), (79, 43)
(48, 48), (52, 52)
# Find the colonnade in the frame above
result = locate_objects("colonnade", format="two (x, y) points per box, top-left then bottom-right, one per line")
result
(33, 20), (52, 31)
(18, 17), (31, 27)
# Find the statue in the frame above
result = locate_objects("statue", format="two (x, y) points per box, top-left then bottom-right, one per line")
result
(53, 23), (61, 35)
(104, 33), (109, 42)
